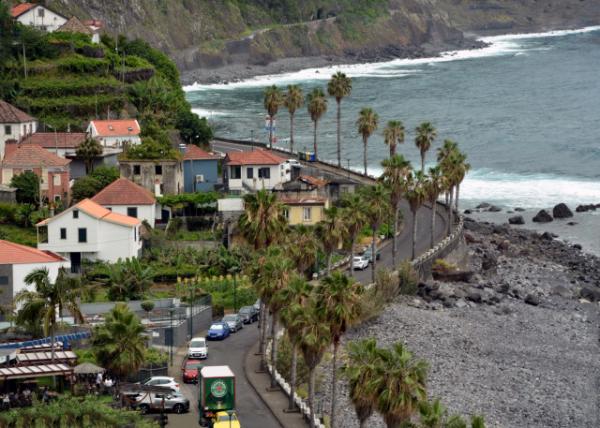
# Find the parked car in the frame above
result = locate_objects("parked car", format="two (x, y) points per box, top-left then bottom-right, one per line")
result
(207, 322), (230, 340)
(135, 391), (190, 414)
(222, 314), (243, 332)
(213, 411), (241, 428)
(138, 376), (180, 393)
(238, 306), (259, 324)
(181, 358), (204, 384)
(363, 243), (381, 262)
(352, 255), (369, 270)
(187, 337), (208, 359)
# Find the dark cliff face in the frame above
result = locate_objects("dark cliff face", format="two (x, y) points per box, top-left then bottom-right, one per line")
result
(49, 0), (600, 73)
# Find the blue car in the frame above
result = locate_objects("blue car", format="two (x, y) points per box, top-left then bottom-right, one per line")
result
(206, 322), (230, 340)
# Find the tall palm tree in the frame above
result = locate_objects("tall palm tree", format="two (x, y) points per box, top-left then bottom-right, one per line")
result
(319, 206), (347, 273)
(371, 343), (428, 428)
(340, 193), (368, 278)
(238, 189), (287, 250)
(278, 275), (311, 412)
(316, 272), (364, 428)
(285, 225), (321, 278)
(356, 108), (379, 175)
(405, 171), (428, 260)
(307, 88), (327, 159)
(264, 85), (283, 149)
(415, 122), (437, 172)
(451, 149), (470, 213)
(380, 154), (412, 266)
(15, 268), (84, 361)
(383, 120), (405, 157)
(437, 140), (459, 235)
(91, 303), (146, 379)
(76, 137), (103, 174)
(425, 166), (443, 249)
(341, 339), (381, 428)
(327, 72), (352, 167)
(284, 85), (304, 155)
(361, 184), (392, 283)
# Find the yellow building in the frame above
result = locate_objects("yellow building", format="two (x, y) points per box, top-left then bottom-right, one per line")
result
(279, 196), (329, 226)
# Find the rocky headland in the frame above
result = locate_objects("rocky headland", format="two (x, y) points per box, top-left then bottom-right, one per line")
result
(318, 220), (600, 428)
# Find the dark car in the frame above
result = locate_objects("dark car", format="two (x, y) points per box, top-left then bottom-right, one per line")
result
(238, 306), (259, 324)
(206, 322), (230, 340)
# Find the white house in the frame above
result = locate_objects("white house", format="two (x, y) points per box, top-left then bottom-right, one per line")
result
(0, 240), (70, 315)
(87, 119), (141, 149)
(37, 198), (142, 271)
(0, 100), (37, 158)
(91, 177), (158, 227)
(11, 3), (67, 33)
(224, 149), (291, 193)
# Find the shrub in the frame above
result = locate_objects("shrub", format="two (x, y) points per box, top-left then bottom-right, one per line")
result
(0, 203), (17, 223)
(141, 301), (155, 313)
(398, 261), (419, 295)
(432, 258), (458, 274)
(10, 171), (39, 205)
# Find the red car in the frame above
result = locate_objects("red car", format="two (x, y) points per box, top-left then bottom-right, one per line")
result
(181, 359), (203, 384)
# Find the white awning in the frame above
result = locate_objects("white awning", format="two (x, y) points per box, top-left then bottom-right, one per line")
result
(16, 351), (77, 364)
(0, 363), (73, 380)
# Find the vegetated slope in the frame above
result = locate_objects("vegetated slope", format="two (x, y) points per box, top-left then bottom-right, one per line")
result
(48, 0), (600, 74)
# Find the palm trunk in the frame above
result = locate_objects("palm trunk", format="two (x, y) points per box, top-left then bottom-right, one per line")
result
(290, 113), (295, 155)
(288, 342), (298, 411)
(269, 116), (274, 149)
(390, 143), (395, 158)
(336, 100), (341, 167)
(363, 137), (368, 175)
(392, 205), (398, 267)
(308, 368), (316, 428)
(270, 313), (278, 388)
(327, 252), (333, 274)
(330, 341), (339, 428)
(313, 120), (318, 160)
(455, 182), (461, 213)
(421, 154), (425, 173)
(430, 198), (437, 249)
(411, 210), (418, 260)
(50, 325), (56, 362)
(360, 420), (368, 428)
(448, 188), (454, 236)
(371, 229), (376, 283)
(350, 235), (356, 277)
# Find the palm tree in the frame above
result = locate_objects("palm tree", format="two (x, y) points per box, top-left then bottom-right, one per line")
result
(104, 258), (154, 301)
(383, 120), (405, 157)
(340, 193), (368, 278)
(451, 149), (470, 213)
(361, 184), (392, 283)
(91, 303), (146, 379)
(76, 137), (103, 174)
(356, 108), (379, 175)
(15, 268), (84, 361)
(264, 85), (283, 149)
(380, 154), (412, 266)
(306, 88), (327, 159)
(425, 166), (443, 249)
(371, 343), (428, 428)
(284, 85), (304, 155)
(319, 206), (347, 273)
(286, 225), (321, 278)
(415, 122), (437, 172)
(405, 171), (428, 260)
(437, 140), (459, 235)
(278, 275), (311, 412)
(316, 272), (364, 428)
(238, 189), (287, 250)
(327, 72), (352, 167)
(341, 338), (381, 428)
(419, 398), (447, 428)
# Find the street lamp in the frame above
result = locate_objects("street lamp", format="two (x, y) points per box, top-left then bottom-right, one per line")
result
(188, 278), (196, 339)
(168, 307), (175, 367)
(229, 266), (240, 312)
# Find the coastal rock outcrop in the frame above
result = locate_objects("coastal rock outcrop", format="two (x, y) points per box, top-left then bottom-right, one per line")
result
(532, 209), (553, 223)
(509, 215), (525, 225)
(552, 203), (573, 218)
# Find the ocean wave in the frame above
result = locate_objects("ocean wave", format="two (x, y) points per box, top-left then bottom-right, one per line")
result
(479, 25), (600, 43)
(191, 108), (228, 117)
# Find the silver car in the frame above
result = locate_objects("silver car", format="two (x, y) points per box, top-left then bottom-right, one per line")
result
(135, 392), (190, 414)
(222, 314), (243, 332)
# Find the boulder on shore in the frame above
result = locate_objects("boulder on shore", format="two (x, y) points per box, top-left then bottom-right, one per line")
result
(552, 203), (573, 219)
(509, 215), (525, 225)
(532, 209), (553, 223)
(488, 205), (502, 212)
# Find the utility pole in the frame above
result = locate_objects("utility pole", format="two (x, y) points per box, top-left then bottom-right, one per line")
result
(22, 41), (27, 78)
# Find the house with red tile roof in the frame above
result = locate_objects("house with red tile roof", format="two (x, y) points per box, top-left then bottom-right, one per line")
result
(37, 198), (142, 270)
(277, 195), (329, 226)
(0, 240), (69, 312)
(87, 119), (141, 149)
(11, 3), (67, 33)
(91, 178), (158, 226)
(1, 143), (71, 204)
(224, 148), (291, 193)
(0, 100), (37, 158)
(181, 144), (220, 192)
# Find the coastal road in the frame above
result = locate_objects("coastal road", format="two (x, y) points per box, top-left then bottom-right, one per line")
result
(168, 325), (281, 428)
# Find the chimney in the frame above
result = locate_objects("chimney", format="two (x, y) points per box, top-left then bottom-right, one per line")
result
(178, 144), (187, 155)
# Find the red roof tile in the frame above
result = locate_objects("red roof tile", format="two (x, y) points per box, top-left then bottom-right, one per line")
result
(89, 120), (140, 137)
(2, 145), (70, 168)
(0, 100), (35, 123)
(299, 175), (328, 188)
(37, 199), (140, 227)
(91, 178), (156, 206)
(225, 148), (286, 166)
(10, 3), (35, 18)
(183, 145), (219, 161)
(21, 133), (88, 149)
(0, 240), (66, 264)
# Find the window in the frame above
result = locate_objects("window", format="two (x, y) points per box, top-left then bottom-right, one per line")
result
(38, 8), (45, 17)
(78, 228), (87, 243)
(0, 276), (8, 285)
(303, 207), (312, 222)
(133, 165), (141, 175)
(155, 165), (162, 175)
(127, 207), (138, 218)
(106, 207), (112, 211)
(4, 125), (11, 135)
(246, 167), (254, 179)
(54, 195), (61, 202)
(73, 210), (79, 219)
(230, 166), (241, 179)
(258, 167), (270, 179)
(283, 208), (289, 220)
(134, 227), (137, 241)
(53, 175), (61, 186)
(60, 228), (66, 239)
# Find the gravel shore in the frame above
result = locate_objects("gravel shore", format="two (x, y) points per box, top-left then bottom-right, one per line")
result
(316, 221), (600, 428)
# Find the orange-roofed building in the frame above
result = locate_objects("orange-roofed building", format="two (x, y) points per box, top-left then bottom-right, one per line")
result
(87, 119), (141, 149)
(0, 240), (69, 312)
(224, 148), (293, 193)
(91, 177), (158, 226)
(36, 198), (142, 271)
(11, 3), (67, 33)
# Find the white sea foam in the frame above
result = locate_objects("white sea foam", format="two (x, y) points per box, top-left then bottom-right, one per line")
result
(183, 26), (600, 92)
(191, 108), (228, 118)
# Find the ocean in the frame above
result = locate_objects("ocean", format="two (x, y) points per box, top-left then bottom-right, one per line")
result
(184, 27), (600, 253)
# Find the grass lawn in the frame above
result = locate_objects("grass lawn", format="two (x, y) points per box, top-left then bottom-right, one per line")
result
(0, 224), (37, 247)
